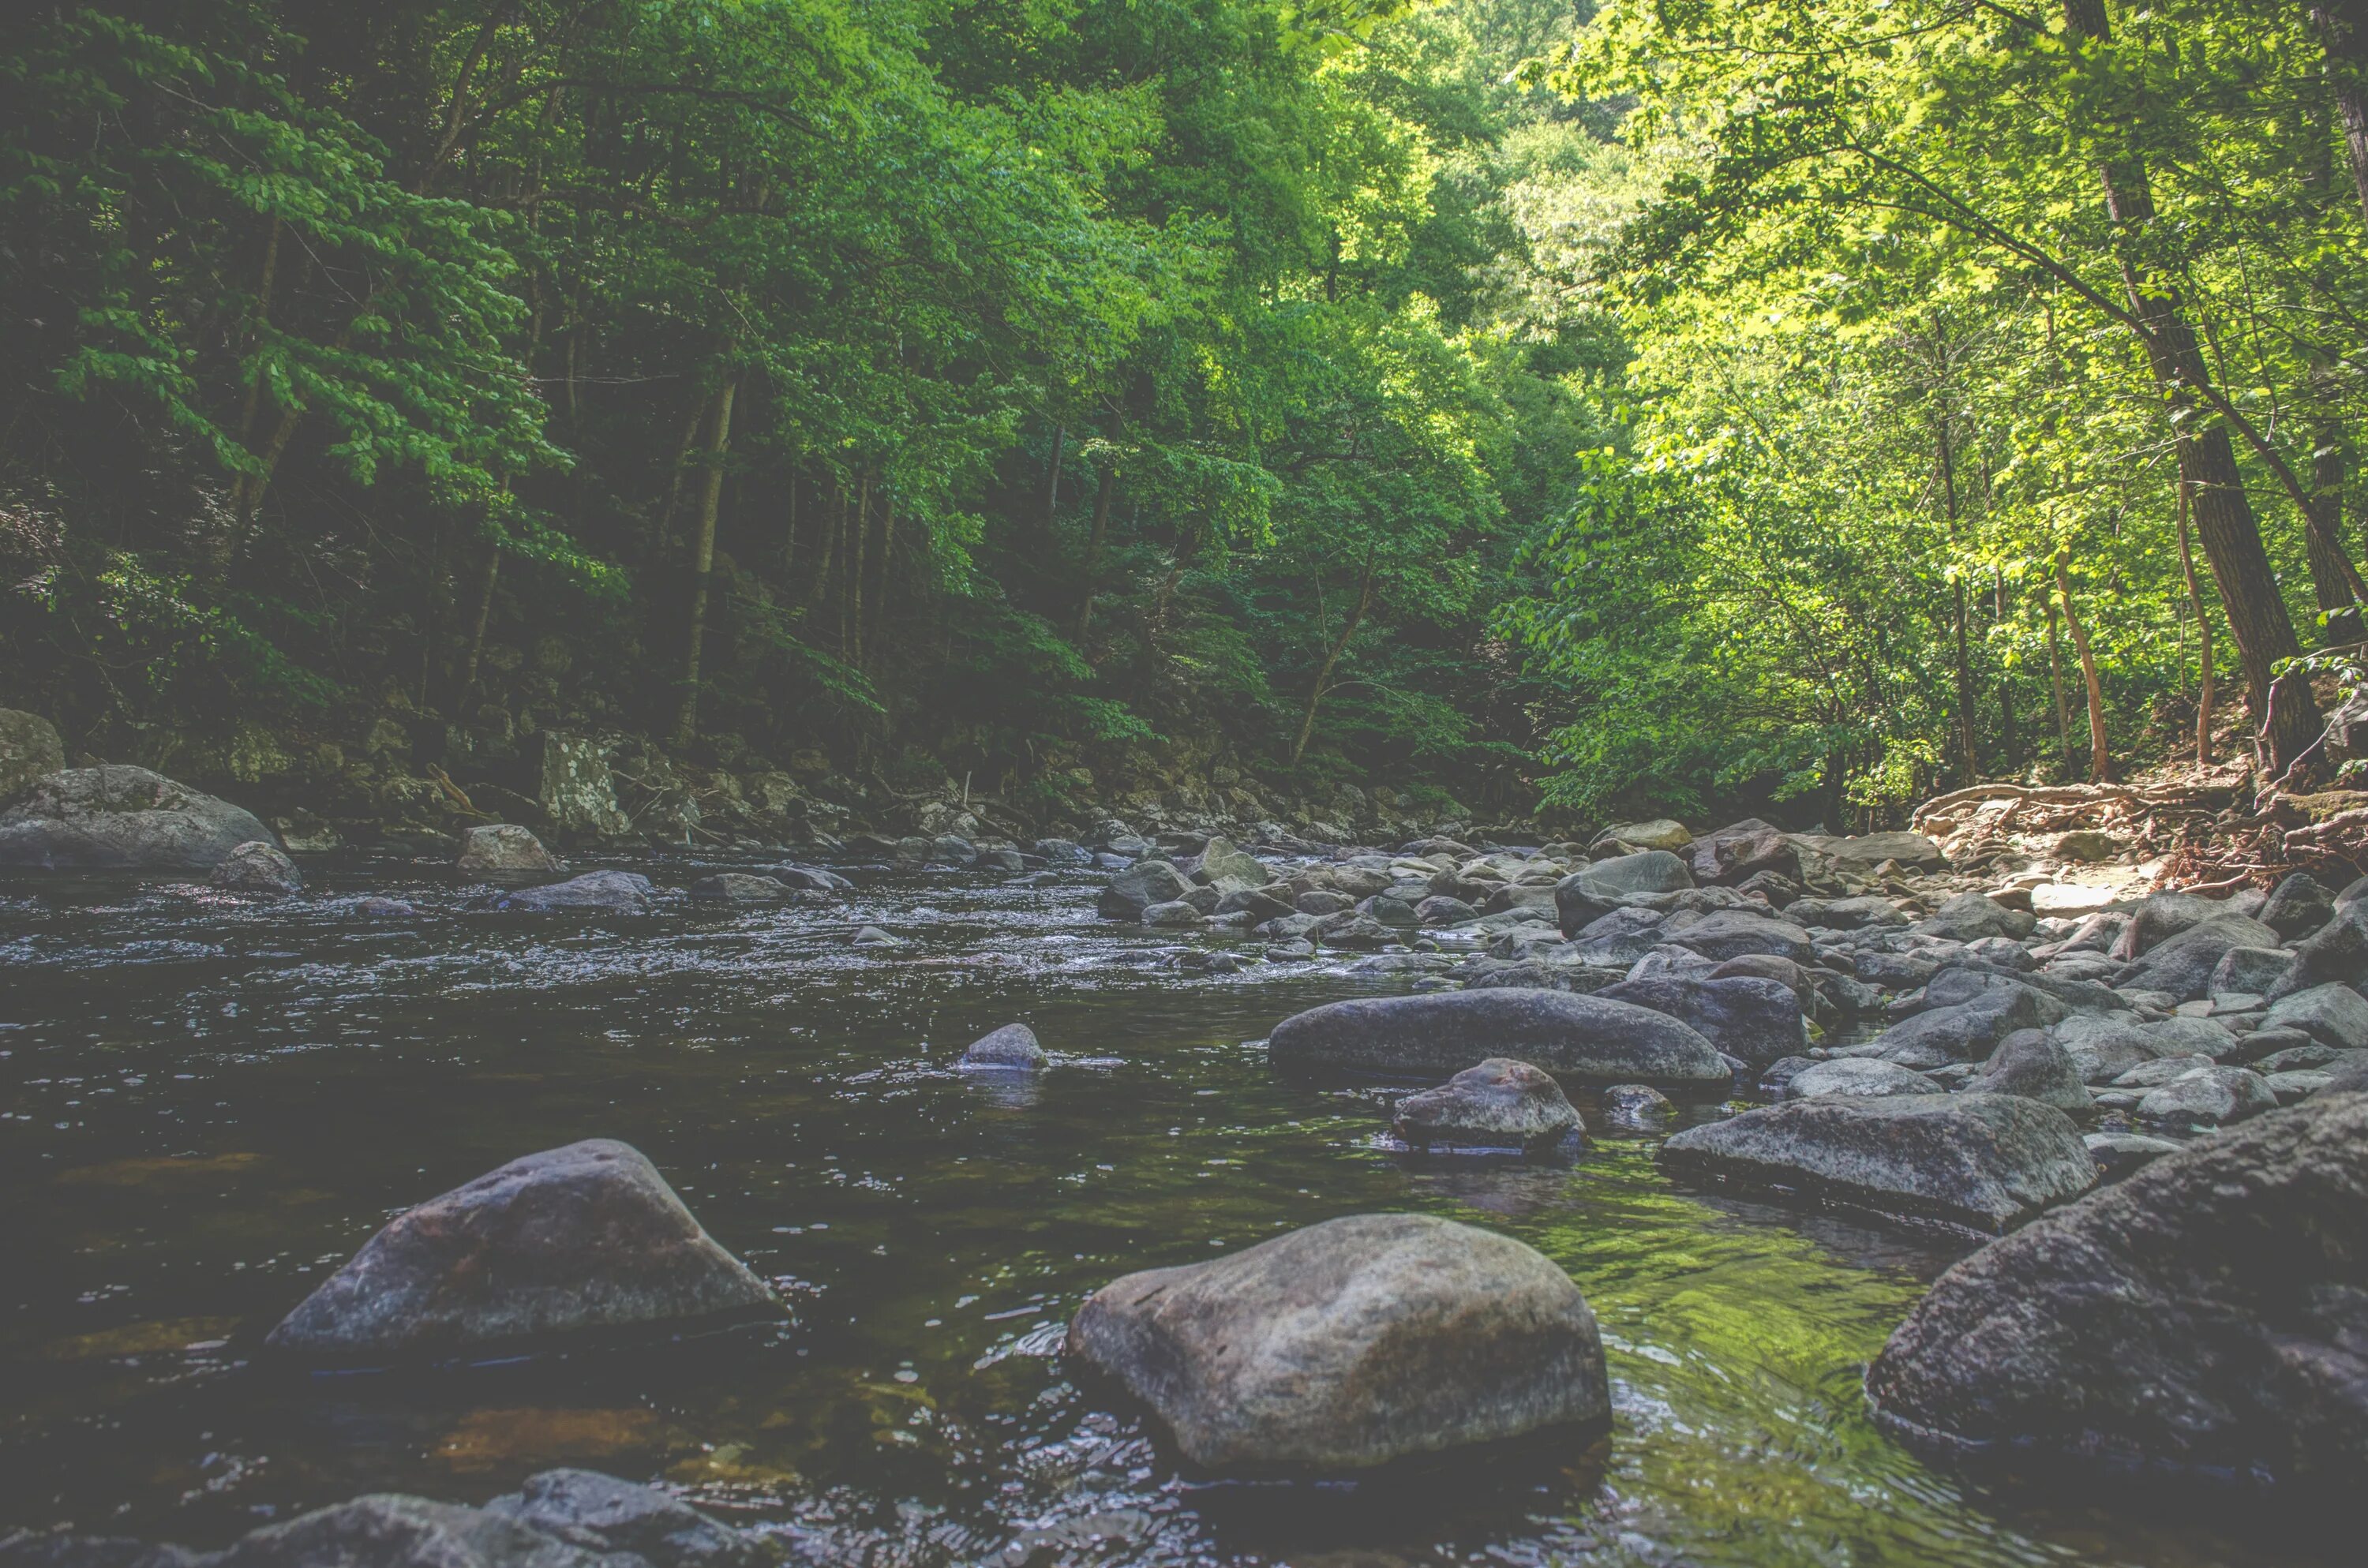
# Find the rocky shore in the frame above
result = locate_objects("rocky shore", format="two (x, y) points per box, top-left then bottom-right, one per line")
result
(5, 700), (2365, 1551)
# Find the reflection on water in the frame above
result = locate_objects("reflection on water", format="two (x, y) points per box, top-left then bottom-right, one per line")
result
(0, 855), (2340, 1566)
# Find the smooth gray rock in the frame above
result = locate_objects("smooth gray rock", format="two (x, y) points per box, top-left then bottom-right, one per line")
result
(961, 1023), (1045, 1071)
(2209, 945), (2294, 998)
(851, 924), (905, 948)
(2111, 1053), (2216, 1088)
(0, 765), (274, 874)
(1867, 1093), (2368, 1481)
(2119, 914), (2282, 1001)
(1661, 1094), (2095, 1233)
(1392, 1058), (1583, 1153)
(1268, 988), (1730, 1085)
(1817, 830), (1948, 871)
(1554, 850), (1692, 933)
(2258, 872), (2336, 941)
(1065, 1213), (1609, 1470)
(486, 1469), (763, 1567)
(1784, 1058), (1943, 1099)
(0, 708), (65, 810)
(210, 840), (302, 895)
(2108, 892), (2232, 958)
(1864, 990), (2060, 1070)
(1099, 860), (1190, 919)
(1682, 819), (1799, 885)
(771, 862), (855, 894)
(1591, 818), (1692, 853)
(1141, 899), (1204, 927)
(2135, 1065), (2278, 1130)
(1597, 974), (1804, 1068)
(2262, 981), (2368, 1050)
(1788, 894), (1910, 931)
(1968, 1029), (2091, 1112)
(1915, 893), (2035, 942)
(457, 822), (564, 877)
(2267, 1069), (2336, 1104)
(1415, 894), (1479, 926)
(688, 872), (787, 904)
(2082, 1130), (2183, 1181)
(2268, 902), (2368, 1001)
(2138, 1014), (2239, 1061)
(2051, 1014), (2170, 1084)
(1601, 1083), (1676, 1128)
(266, 1140), (774, 1358)
(1661, 909), (1815, 965)
(491, 869), (654, 913)
(1195, 836), (1272, 892)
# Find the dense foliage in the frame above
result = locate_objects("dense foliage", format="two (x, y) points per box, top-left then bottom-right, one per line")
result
(6, 1), (2367, 829)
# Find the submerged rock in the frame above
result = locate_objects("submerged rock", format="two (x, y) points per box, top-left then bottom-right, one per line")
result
(1065, 1213), (1608, 1470)
(1268, 988), (1729, 1086)
(688, 872), (789, 904)
(960, 1023), (1045, 1071)
(0, 765), (273, 874)
(266, 1139), (775, 1358)
(485, 1468), (765, 1568)
(1783, 1058), (1943, 1099)
(1598, 973), (1803, 1067)
(490, 869), (654, 913)
(1601, 1083), (1675, 1128)
(210, 840), (302, 895)
(1098, 860), (1191, 919)
(1661, 1094), (2095, 1233)
(1866, 1093), (2368, 1483)
(456, 822), (565, 877)
(1391, 1058), (1583, 1154)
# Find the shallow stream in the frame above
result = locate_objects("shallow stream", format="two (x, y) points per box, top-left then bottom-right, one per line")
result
(0, 855), (2342, 1566)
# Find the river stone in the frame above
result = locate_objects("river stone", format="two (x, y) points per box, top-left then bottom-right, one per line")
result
(2119, 914), (2281, 1001)
(2251, 1041), (2360, 1074)
(210, 840), (302, 895)
(1392, 1058), (1583, 1153)
(1195, 836), (1271, 891)
(1267, 989), (1729, 1085)
(1065, 1213), (1609, 1470)
(2259, 872), (2336, 942)
(688, 872), (789, 904)
(2082, 1130), (2184, 1181)
(1968, 1029), (2090, 1112)
(485, 1469), (764, 1567)
(1865, 1092), (2368, 1481)
(1553, 850), (1692, 933)
(1787, 894), (1909, 930)
(771, 862), (855, 894)
(1820, 830), (1949, 871)
(1915, 893), (2036, 942)
(2135, 1065), (2278, 1131)
(1784, 1058), (1943, 1099)
(2261, 981), (2368, 1050)
(1682, 819), (1800, 885)
(961, 1023), (1045, 1070)
(1598, 974), (1803, 1067)
(2138, 1014), (2239, 1061)
(2108, 891), (2231, 958)
(1592, 818), (1692, 853)
(2111, 1053), (2216, 1088)
(1661, 909), (1815, 965)
(1032, 837), (1094, 866)
(209, 1495), (616, 1568)
(266, 1139), (775, 1358)
(457, 823), (564, 877)
(2266, 1069), (2336, 1104)
(1414, 893), (1479, 926)
(2267, 901), (2368, 1001)
(491, 869), (654, 913)
(0, 709), (65, 809)
(1661, 1094), (2095, 1233)
(0, 765), (274, 874)
(2208, 945), (2294, 998)
(1864, 990), (2059, 1070)
(1141, 899), (1204, 927)
(1099, 860), (1191, 919)
(2051, 1014), (2166, 1084)
(1602, 1083), (1676, 1127)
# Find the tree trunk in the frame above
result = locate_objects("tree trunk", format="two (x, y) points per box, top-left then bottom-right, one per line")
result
(673, 376), (737, 749)
(782, 473), (799, 580)
(2045, 592), (2074, 771)
(2178, 477), (2217, 764)
(1292, 552), (1377, 766)
(462, 541), (501, 712)
(1043, 425), (1066, 526)
(2312, 2), (2368, 226)
(2064, 0), (2321, 771)
(2057, 558), (2112, 783)
(807, 485), (839, 620)
(847, 477), (870, 665)
(1938, 414), (1976, 780)
(2309, 422), (2361, 642)
(1073, 462), (1116, 640)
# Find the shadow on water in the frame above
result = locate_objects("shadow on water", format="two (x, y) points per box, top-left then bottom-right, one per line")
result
(0, 852), (2351, 1565)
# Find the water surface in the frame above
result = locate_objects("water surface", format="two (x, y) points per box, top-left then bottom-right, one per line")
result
(0, 855), (2340, 1566)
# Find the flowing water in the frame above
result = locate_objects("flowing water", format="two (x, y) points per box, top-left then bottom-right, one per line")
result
(0, 855), (2344, 1566)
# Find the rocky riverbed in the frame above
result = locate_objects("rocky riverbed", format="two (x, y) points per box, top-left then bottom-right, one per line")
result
(1, 774), (2362, 1566)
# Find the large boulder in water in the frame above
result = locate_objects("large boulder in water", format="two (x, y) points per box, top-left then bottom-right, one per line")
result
(490, 869), (653, 912)
(1553, 849), (1691, 933)
(1268, 989), (1729, 1086)
(0, 708), (65, 809)
(1661, 1094), (2095, 1233)
(210, 840), (302, 896)
(0, 765), (273, 874)
(1865, 1093), (2368, 1483)
(1065, 1213), (1608, 1470)
(457, 822), (564, 877)
(265, 1139), (775, 1358)
(1098, 859), (1190, 919)
(1598, 973), (1804, 1067)
(1392, 1058), (1584, 1154)
(1783, 1058), (1943, 1099)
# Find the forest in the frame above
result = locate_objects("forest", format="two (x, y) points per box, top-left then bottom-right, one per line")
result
(7, 0), (2368, 834)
